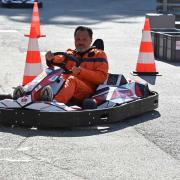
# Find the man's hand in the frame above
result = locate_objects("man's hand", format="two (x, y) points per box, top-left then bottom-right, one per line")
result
(72, 66), (81, 75)
(45, 51), (54, 61)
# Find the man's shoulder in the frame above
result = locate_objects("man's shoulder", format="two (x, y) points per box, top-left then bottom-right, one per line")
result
(90, 48), (104, 53)
(90, 48), (107, 58)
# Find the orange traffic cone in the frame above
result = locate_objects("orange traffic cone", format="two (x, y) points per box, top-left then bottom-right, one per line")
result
(23, 1), (45, 85)
(132, 18), (159, 76)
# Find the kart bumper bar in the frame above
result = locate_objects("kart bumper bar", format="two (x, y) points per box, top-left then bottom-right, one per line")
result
(0, 91), (158, 128)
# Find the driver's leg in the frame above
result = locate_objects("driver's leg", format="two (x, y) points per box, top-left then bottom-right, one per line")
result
(55, 76), (94, 104)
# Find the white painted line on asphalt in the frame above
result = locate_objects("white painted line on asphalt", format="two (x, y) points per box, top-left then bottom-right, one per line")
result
(17, 147), (30, 151)
(0, 158), (31, 162)
(0, 148), (12, 150)
(0, 147), (30, 151)
(0, 30), (18, 33)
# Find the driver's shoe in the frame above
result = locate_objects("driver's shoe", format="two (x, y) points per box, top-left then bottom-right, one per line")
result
(39, 86), (53, 102)
(13, 86), (25, 100)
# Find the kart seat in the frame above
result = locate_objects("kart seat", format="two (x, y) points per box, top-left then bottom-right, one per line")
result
(96, 73), (128, 91)
(92, 39), (104, 50)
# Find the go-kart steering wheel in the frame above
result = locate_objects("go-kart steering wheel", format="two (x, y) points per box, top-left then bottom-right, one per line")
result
(46, 52), (79, 74)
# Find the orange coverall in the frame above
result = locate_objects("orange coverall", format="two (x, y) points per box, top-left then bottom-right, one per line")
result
(52, 48), (109, 104)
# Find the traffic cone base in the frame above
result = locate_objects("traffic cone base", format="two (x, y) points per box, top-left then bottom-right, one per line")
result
(131, 71), (159, 76)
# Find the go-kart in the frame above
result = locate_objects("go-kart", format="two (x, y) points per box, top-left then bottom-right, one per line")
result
(0, 50), (158, 128)
(1, 0), (43, 8)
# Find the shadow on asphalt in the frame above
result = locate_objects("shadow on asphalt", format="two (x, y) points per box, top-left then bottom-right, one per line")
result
(138, 76), (157, 85)
(0, 110), (161, 137)
(0, 0), (156, 26)
(156, 59), (180, 67)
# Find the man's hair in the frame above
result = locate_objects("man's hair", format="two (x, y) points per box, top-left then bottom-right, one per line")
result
(74, 26), (93, 39)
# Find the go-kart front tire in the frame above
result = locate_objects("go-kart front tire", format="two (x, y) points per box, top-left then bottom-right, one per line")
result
(13, 86), (25, 100)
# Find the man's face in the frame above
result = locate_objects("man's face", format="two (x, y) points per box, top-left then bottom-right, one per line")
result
(74, 30), (92, 53)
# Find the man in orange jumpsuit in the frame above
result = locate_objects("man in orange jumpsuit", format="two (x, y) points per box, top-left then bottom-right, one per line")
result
(45, 26), (109, 104)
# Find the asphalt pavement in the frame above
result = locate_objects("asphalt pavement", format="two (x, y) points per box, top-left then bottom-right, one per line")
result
(0, 0), (180, 179)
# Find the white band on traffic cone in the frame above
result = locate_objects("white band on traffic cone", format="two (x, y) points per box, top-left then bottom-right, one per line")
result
(32, 16), (40, 22)
(138, 53), (155, 64)
(33, 6), (38, 13)
(28, 38), (40, 51)
(24, 63), (43, 76)
(141, 31), (152, 42)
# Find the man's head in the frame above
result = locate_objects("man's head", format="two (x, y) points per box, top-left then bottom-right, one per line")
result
(74, 26), (93, 53)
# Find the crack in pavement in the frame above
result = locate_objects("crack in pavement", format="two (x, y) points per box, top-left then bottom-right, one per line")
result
(15, 136), (31, 150)
(21, 152), (88, 180)
(13, 134), (87, 179)
(133, 125), (180, 163)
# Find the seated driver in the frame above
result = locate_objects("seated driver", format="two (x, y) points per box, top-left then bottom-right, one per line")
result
(45, 26), (109, 104)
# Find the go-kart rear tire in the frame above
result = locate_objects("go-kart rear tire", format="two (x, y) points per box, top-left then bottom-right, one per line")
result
(82, 98), (97, 109)
(39, 86), (53, 102)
